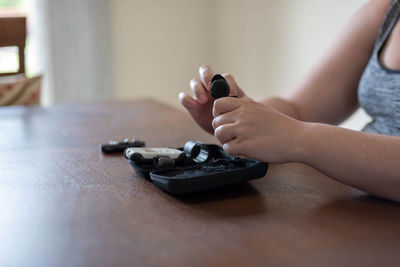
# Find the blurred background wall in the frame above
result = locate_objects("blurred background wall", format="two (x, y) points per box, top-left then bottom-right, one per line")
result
(111, 0), (369, 129)
(2, 0), (370, 128)
(113, 0), (368, 103)
(31, 0), (112, 104)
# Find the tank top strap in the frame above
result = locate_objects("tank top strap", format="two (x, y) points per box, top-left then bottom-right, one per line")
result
(374, 0), (400, 52)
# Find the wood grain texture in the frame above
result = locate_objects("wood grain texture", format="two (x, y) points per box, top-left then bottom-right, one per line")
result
(0, 99), (399, 267)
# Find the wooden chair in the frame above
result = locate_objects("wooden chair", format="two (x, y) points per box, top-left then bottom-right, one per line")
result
(0, 16), (26, 77)
(0, 15), (40, 106)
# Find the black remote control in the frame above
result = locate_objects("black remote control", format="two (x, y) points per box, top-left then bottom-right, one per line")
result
(101, 138), (145, 154)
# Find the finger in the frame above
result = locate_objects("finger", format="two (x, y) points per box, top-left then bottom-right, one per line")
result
(179, 92), (198, 108)
(179, 92), (213, 129)
(199, 65), (215, 90)
(214, 123), (238, 145)
(190, 78), (208, 104)
(213, 97), (241, 117)
(223, 139), (246, 157)
(221, 73), (246, 98)
(212, 113), (236, 130)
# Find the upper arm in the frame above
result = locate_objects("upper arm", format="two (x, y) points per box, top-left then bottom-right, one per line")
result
(284, 0), (392, 124)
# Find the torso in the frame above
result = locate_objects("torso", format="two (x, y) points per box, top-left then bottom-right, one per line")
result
(358, 0), (400, 136)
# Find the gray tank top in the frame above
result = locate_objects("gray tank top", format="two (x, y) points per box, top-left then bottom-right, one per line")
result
(358, 0), (400, 136)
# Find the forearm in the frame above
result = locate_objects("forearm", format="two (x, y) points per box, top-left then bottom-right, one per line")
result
(296, 123), (400, 202)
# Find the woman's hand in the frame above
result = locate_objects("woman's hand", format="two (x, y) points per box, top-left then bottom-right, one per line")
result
(179, 65), (247, 134)
(212, 97), (305, 163)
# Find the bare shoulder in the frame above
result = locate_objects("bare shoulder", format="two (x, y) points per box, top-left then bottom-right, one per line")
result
(360, 0), (393, 24)
(363, 0), (392, 23)
(345, 0), (393, 56)
(368, 0), (392, 11)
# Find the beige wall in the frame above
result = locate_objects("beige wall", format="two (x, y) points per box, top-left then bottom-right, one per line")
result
(111, 0), (370, 129)
(111, 0), (213, 106)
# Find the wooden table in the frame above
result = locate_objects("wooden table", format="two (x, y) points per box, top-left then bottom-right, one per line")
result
(0, 99), (399, 267)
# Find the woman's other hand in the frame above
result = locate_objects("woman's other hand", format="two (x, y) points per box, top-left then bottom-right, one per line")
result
(179, 65), (247, 134)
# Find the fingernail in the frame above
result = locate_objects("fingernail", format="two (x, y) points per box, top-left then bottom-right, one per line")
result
(199, 94), (207, 103)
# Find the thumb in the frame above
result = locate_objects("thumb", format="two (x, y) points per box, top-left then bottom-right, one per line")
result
(221, 73), (246, 98)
